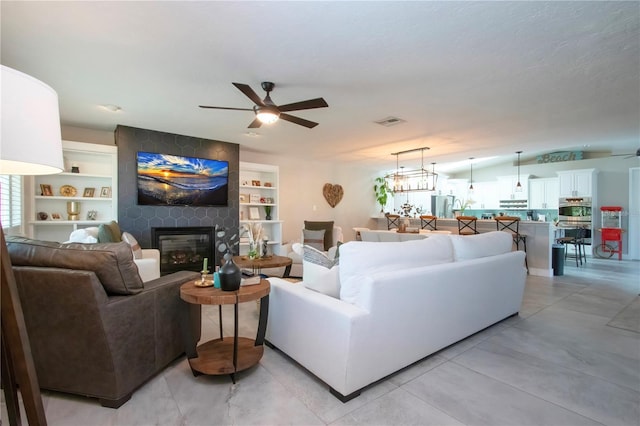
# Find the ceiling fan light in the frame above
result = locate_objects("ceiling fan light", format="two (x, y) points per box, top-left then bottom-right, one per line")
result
(256, 110), (279, 124)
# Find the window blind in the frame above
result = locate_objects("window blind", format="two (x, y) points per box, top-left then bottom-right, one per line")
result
(0, 175), (23, 234)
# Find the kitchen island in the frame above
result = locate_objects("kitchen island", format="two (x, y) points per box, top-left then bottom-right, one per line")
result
(371, 217), (555, 276)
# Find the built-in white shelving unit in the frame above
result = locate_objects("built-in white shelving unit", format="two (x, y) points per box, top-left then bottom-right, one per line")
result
(238, 161), (282, 256)
(26, 140), (117, 242)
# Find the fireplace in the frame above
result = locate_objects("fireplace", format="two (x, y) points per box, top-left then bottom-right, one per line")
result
(152, 227), (215, 275)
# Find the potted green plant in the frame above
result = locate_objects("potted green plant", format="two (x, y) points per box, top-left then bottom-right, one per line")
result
(454, 198), (473, 216)
(374, 177), (392, 214)
(264, 205), (272, 220)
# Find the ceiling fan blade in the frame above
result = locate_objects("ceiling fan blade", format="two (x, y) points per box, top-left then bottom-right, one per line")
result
(279, 113), (319, 128)
(278, 97), (328, 112)
(232, 82), (265, 106)
(199, 105), (253, 111)
(248, 118), (263, 128)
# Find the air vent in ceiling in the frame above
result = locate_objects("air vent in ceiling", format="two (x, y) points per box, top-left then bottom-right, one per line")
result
(374, 116), (406, 127)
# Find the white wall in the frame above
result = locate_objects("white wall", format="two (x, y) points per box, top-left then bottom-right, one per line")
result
(240, 150), (381, 244)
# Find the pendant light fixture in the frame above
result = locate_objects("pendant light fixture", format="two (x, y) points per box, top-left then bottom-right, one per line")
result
(384, 146), (437, 193)
(468, 157), (474, 192)
(515, 151), (523, 192)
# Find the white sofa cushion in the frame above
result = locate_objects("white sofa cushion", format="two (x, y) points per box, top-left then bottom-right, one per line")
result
(302, 245), (340, 298)
(339, 234), (454, 305)
(449, 231), (513, 261)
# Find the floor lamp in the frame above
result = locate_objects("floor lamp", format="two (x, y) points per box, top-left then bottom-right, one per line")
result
(1, 65), (65, 426)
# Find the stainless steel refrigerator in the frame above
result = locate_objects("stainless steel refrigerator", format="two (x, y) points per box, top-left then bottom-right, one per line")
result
(431, 195), (456, 218)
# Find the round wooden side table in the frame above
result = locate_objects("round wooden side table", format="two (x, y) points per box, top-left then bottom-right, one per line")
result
(180, 279), (270, 383)
(233, 255), (293, 277)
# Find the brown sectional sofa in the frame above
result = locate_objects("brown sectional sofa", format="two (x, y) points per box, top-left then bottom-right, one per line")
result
(6, 237), (201, 408)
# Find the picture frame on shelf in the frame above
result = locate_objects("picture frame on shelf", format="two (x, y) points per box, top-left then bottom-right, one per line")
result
(249, 207), (260, 220)
(40, 184), (53, 196)
(86, 210), (98, 220)
(83, 187), (95, 197)
(239, 193), (249, 203)
(251, 180), (261, 187)
(250, 193), (260, 204)
(50, 212), (63, 220)
(100, 186), (111, 198)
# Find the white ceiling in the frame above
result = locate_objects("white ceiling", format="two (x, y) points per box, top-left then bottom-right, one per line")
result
(1, 1), (638, 174)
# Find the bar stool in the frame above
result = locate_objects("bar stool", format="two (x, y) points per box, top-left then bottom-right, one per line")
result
(556, 227), (587, 267)
(385, 213), (400, 230)
(456, 216), (479, 235)
(495, 216), (528, 272)
(419, 215), (438, 231)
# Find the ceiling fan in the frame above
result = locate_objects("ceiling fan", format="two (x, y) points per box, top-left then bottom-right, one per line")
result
(199, 82), (328, 129)
(610, 147), (640, 159)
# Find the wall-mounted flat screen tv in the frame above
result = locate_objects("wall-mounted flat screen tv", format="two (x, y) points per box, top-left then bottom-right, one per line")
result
(137, 151), (229, 206)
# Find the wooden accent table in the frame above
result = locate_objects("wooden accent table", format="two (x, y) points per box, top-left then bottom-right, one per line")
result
(233, 255), (293, 278)
(180, 279), (270, 383)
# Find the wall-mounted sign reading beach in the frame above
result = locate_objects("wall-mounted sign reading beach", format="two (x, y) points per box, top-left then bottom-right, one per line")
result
(536, 151), (583, 164)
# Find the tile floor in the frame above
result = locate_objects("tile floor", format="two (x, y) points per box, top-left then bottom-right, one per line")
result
(3, 257), (639, 425)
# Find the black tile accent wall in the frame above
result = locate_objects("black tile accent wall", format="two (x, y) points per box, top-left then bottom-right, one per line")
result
(115, 125), (239, 267)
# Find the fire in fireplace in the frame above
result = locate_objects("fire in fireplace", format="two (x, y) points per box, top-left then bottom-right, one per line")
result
(151, 227), (215, 275)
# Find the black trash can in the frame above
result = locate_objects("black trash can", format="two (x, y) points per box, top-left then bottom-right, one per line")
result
(552, 244), (565, 276)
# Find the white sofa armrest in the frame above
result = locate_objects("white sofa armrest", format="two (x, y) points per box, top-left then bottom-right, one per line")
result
(135, 249), (160, 282)
(265, 278), (369, 395)
(140, 248), (160, 262)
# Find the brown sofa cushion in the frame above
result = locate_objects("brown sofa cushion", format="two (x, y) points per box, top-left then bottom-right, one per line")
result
(7, 237), (143, 295)
(304, 220), (334, 251)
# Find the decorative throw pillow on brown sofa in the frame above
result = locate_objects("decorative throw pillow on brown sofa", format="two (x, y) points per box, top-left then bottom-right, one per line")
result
(98, 220), (122, 243)
(304, 220), (334, 251)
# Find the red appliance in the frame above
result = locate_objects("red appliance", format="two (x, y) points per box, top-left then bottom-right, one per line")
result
(598, 206), (623, 260)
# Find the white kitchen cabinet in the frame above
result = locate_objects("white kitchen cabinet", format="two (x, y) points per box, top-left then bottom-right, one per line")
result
(557, 169), (597, 197)
(239, 161), (282, 256)
(26, 140), (117, 242)
(469, 181), (499, 209)
(497, 174), (529, 201)
(528, 178), (559, 209)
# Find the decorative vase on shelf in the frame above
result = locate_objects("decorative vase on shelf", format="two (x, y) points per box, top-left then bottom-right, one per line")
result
(219, 252), (241, 291)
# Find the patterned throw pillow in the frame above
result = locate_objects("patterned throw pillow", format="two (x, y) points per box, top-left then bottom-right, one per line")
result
(302, 244), (340, 298)
(122, 231), (143, 259)
(303, 229), (325, 251)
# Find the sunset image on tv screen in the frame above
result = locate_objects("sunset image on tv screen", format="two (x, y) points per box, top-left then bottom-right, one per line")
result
(137, 151), (229, 206)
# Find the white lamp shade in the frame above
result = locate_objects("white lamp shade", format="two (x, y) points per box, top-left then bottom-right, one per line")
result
(1, 65), (63, 175)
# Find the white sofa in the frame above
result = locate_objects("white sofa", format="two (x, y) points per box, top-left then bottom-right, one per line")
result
(360, 229), (451, 242)
(266, 231), (527, 401)
(67, 227), (161, 282)
(283, 226), (344, 277)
